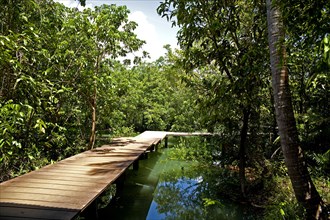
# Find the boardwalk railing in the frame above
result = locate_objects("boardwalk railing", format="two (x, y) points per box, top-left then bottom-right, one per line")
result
(0, 131), (214, 220)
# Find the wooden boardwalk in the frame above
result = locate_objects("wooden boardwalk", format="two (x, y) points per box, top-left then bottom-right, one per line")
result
(0, 131), (212, 220)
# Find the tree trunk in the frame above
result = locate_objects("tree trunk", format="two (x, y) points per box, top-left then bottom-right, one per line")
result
(239, 107), (250, 198)
(88, 54), (100, 149)
(266, 0), (326, 219)
(88, 91), (96, 149)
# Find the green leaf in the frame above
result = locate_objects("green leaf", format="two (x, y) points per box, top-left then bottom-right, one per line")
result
(0, 139), (4, 149)
(202, 198), (222, 207)
(34, 119), (46, 134)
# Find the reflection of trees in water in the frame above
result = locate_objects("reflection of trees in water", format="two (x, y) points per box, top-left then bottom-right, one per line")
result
(152, 167), (247, 220)
(154, 177), (204, 220)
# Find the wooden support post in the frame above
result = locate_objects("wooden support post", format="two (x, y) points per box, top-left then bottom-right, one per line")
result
(81, 199), (99, 220)
(165, 136), (168, 148)
(143, 152), (148, 159)
(114, 173), (126, 198)
(133, 160), (139, 170)
(152, 140), (160, 151)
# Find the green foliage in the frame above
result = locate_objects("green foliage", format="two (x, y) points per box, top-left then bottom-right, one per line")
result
(263, 176), (305, 220)
(168, 137), (213, 163)
(307, 150), (330, 178)
(96, 48), (202, 134)
(0, 0), (146, 180)
(158, 1), (273, 185)
(97, 185), (117, 209)
(323, 36), (330, 65)
(278, 0), (329, 157)
(202, 198), (222, 208)
(0, 101), (49, 180)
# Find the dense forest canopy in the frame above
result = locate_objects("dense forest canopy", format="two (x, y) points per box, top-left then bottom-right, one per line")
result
(0, 0), (329, 219)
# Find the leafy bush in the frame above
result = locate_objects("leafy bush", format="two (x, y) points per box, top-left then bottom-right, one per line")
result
(263, 177), (305, 220)
(168, 136), (213, 163)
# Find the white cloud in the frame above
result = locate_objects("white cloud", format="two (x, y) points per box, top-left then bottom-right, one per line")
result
(128, 11), (164, 61)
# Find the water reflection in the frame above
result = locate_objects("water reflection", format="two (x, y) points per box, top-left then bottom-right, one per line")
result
(147, 149), (260, 220)
(148, 177), (204, 220)
(99, 145), (260, 220)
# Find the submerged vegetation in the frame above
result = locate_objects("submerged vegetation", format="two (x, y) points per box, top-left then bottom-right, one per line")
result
(0, 0), (329, 219)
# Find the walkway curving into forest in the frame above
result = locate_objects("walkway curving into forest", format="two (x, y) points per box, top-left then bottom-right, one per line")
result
(0, 131), (212, 220)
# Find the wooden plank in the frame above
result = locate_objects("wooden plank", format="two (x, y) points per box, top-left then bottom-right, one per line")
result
(4, 178), (107, 187)
(0, 204), (77, 220)
(0, 198), (82, 210)
(1, 182), (113, 207)
(0, 186), (96, 198)
(37, 162), (125, 172)
(6, 173), (110, 184)
(34, 167), (117, 177)
(1, 181), (102, 193)
(0, 192), (87, 207)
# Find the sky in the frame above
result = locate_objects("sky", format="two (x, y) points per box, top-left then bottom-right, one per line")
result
(53, 0), (179, 61)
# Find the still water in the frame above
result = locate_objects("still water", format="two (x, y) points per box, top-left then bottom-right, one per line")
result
(97, 141), (257, 220)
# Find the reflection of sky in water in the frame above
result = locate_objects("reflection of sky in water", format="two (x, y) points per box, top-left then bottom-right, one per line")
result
(146, 177), (203, 220)
(146, 201), (166, 220)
